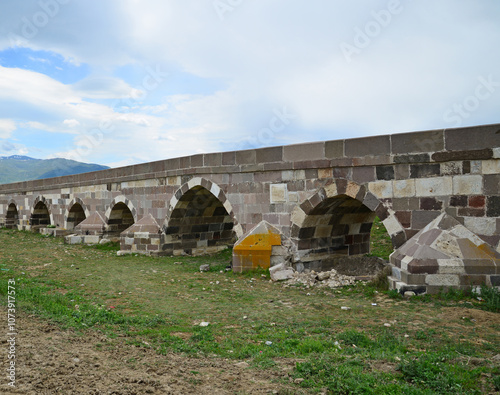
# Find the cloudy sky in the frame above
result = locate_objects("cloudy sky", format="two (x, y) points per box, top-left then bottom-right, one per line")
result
(0, 1), (499, 168)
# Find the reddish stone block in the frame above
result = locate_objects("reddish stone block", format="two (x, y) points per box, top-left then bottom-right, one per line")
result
(395, 211), (411, 228)
(468, 195), (485, 208)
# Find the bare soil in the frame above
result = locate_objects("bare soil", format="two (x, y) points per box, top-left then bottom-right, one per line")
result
(1, 309), (301, 395)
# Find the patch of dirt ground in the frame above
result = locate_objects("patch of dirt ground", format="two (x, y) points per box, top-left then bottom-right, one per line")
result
(1, 309), (301, 394)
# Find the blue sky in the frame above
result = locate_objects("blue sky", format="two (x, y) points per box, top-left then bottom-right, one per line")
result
(0, 1), (499, 168)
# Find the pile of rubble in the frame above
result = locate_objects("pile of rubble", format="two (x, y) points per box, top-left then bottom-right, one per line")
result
(270, 263), (356, 288)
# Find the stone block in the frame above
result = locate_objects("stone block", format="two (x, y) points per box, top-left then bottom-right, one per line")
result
(395, 211), (411, 228)
(393, 180), (415, 198)
(410, 164), (440, 178)
(445, 124), (500, 151)
(393, 153), (430, 164)
(408, 259), (439, 274)
(432, 149), (492, 162)
(411, 211), (441, 229)
(436, 259), (465, 274)
(420, 197), (442, 211)
(352, 167), (375, 183)
(283, 142), (324, 162)
(345, 135), (390, 157)
(368, 180), (393, 199)
(425, 274), (460, 286)
(440, 161), (462, 176)
(270, 184), (287, 204)
(325, 140), (344, 158)
(452, 175), (483, 195)
(487, 196), (500, 217)
(235, 149), (256, 165)
(318, 168), (333, 179)
(394, 164), (410, 180)
(469, 195), (485, 208)
(256, 146), (283, 163)
(464, 217), (497, 236)
(415, 177), (452, 197)
(382, 214), (403, 236)
(84, 235), (100, 244)
(458, 208), (485, 217)
(376, 166), (394, 181)
(392, 129), (444, 154)
(450, 195), (468, 207)
(483, 174), (500, 195)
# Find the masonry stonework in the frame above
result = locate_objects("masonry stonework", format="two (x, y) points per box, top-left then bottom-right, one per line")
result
(1, 123), (499, 292)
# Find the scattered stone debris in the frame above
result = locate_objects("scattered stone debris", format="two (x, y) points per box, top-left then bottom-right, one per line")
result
(199, 322), (209, 327)
(199, 264), (210, 272)
(284, 269), (356, 288)
(269, 263), (294, 281)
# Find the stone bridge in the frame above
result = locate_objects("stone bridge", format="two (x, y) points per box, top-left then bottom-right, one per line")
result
(1, 123), (499, 293)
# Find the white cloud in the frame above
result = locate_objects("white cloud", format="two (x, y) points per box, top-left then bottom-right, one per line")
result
(0, 1), (500, 165)
(0, 119), (16, 138)
(63, 119), (80, 128)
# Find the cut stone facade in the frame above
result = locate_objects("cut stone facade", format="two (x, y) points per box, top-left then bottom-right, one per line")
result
(0, 123), (499, 290)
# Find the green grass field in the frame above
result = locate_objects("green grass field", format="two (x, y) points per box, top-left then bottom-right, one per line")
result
(0, 224), (499, 394)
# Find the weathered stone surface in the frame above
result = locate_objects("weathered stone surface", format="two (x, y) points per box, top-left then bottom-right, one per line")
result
(392, 130), (443, 154)
(325, 140), (344, 158)
(410, 164), (440, 178)
(283, 142), (324, 162)
(415, 177), (452, 197)
(389, 213), (500, 293)
(452, 175), (483, 195)
(432, 149), (493, 162)
(444, 124), (500, 151)
(376, 166), (395, 181)
(345, 135), (390, 157)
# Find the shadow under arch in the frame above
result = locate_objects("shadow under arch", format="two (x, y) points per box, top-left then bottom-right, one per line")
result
(290, 179), (405, 270)
(104, 195), (137, 237)
(64, 197), (90, 230)
(30, 196), (53, 229)
(5, 199), (19, 229)
(163, 177), (242, 256)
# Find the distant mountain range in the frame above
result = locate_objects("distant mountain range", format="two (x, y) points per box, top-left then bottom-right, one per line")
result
(0, 155), (109, 184)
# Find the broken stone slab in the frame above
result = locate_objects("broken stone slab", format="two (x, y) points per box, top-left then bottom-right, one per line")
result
(199, 264), (210, 272)
(271, 268), (295, 282)
(317, 271), (331, 281)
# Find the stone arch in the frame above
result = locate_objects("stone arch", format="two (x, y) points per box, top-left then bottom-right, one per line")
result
(5, 200), (19, 229)
(64, 198), (90, 230)
(163, 177), (242, 256)
(30, 196), (53, 228)
(105, 195), (137, 237)
(290, 179), (405, 269)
